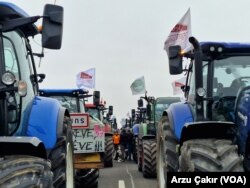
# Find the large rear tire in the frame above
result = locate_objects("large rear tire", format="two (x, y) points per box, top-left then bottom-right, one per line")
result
(75, 169), (99, 188)
(0, 155), (53, 187)
(133, 136), (138, 163)
(137, 137), (143, 172)
(104, 135), (114, 167)
(157, 116), (178, 188)
(48, 116), (74, 188)
(179, 139), (244, 172)
(142, 139), (157, 178)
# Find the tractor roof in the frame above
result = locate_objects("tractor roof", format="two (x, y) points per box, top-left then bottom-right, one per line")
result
(85, 103), (97, 108)
(200, 42), (250, 54)
(0, 2), (38, 36)
(39, 89), (89, 97)
(184, 41), (250, 60)
(155, 97), (181, 104)
(85, 103), (107, 110)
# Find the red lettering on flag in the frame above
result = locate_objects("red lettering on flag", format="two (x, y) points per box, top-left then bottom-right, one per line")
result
(171, 24), (188, 32)
(175, 82), (184, 87)
(80, 72), (92, 79)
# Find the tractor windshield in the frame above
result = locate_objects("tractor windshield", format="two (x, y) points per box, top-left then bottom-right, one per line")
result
(86, 108), (101, 120)
(213, 56), (250, 97)
(189, 56), (250, 99)
(188, 55), (250, 121)
(49, 96), (85, 113)
(155, 103), (169, 122)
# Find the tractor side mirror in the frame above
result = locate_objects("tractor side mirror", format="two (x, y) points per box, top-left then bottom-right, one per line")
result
(138, 99), (143, 108)
(93, 91), (100, 105)
(42, 4), (64, 49)
(108, 106), (113, 115)
(169, 45), (183, 75)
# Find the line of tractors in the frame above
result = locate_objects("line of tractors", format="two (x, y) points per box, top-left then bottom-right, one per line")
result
(125, 37), (250, 188)
(1, 1), (250, 188)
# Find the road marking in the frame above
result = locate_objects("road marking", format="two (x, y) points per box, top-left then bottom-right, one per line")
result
(119, 180), (125, 188)
(126, 165), (135, 188)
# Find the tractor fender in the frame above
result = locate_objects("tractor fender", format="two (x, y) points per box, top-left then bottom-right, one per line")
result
(105, 132), (113, 137)
(104, 123), (112, 132)
(132, 123), (140, 136)
(179, 121), (237, 146)
(138, 123), (147, 139)
(142, 134), (156, 140)
(57, 106), (70, 138)
(165, 102), (194, 141)
(26, 96), (66, 149)
(0, 136), (47, 159)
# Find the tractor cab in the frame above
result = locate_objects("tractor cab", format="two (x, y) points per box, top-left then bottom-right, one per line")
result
(39, 88), (89, 113)
(168, 37), (250, 171)
(0, 3), (63, 137)
(85, 91), (114, 132)
(169, 40), (250, 122)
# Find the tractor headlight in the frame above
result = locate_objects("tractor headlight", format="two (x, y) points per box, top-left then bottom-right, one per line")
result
(217, 46), (223, 52)
(18, 80), (27, 97)
(2, 71), (16, 85)
(209, 46), (215, 52)
(196, 87), (206, 97)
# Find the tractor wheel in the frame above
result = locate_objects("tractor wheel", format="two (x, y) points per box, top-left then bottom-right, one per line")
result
(0, 155), (53, 187)
(142, 139), (157, 178)
(104, 135), (114, 167)
(48, 116), (74, 188)
(179, 139), (244, 172)
(75, 169), (99, 188)
(133, 136), (138, 163)
(137, 137), (143, 172)
(156, 116), (178, 188)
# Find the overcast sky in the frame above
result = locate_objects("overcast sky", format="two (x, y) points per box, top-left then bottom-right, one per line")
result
(7, 0), (250, 124)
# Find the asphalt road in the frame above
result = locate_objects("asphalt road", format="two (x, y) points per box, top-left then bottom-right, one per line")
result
(98, 160), (157, 188)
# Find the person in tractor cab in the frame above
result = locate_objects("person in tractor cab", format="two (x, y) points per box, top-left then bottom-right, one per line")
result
(112, 130), (120, 160)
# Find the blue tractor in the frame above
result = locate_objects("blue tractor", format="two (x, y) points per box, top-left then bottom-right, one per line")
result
(157, 37), (250, 187)
(0, 2), (75, 187)
(39, 88), (103, 188)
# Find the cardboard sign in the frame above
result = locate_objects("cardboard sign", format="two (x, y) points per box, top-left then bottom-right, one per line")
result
(70, 113), (89, 128)
(72, 126), (105, 153)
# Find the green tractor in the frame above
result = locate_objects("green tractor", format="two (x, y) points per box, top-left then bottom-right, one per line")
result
(135, 93), (180, 178)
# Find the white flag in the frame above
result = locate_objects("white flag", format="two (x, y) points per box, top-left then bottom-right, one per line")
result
(130, 76), (146, 95)
(76, 68), (96, 89)
(164, 8), (192, 55)
(172, 76), (186, 95)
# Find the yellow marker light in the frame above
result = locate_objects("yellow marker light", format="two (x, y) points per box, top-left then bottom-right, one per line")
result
(37, 25), (43, 33)
(18, 80), (28, 97)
